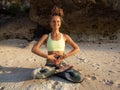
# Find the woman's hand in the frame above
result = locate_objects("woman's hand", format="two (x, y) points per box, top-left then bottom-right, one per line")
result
(47, 54), (56, 62)
(47, 54), (65, 65)
(54, 55), (64, 65)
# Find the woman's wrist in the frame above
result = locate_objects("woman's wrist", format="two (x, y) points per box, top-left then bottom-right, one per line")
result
(62, 54), (67, 59)
(46, 55), (49, 59)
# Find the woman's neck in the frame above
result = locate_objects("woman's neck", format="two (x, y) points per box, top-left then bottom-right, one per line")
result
(52, 29), (60, 35)
(51, 30), (61, 39)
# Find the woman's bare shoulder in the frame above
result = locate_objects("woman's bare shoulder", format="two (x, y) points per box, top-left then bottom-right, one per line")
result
(37, 34), (49, 42)
(62, 33), (72, 42)
(63, 34), (71, 39)
(43, 34), (49, 36)
(41, 34), (49, 39)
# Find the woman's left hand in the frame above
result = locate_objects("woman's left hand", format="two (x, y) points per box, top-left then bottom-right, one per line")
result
(54, 55), (64, 65)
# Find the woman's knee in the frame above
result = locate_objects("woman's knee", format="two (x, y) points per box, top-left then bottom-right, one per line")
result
(65, 69), (84, 83)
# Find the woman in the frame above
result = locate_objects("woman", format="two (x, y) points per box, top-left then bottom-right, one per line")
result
(32, 6), (83, 83)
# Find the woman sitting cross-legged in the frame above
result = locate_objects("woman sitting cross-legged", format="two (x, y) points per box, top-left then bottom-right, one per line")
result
(32, 6), (84, 83)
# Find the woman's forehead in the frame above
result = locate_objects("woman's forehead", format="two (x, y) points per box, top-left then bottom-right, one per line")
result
(51, 16), (61, 20)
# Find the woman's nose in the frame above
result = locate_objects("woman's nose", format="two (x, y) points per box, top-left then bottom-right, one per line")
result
(55, 21), (58, 24)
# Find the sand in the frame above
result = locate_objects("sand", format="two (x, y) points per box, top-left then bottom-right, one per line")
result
(0, 39), (120, 90)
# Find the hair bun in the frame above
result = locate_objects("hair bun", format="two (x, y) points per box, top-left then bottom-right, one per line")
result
(51, 6), (64, 17)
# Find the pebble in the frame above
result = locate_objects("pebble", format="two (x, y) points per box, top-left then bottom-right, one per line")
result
(85, 75), (97, 80)
(108, 70), (115, 73)
(91, 76), (97, 80)
(115, 80), (120, 88)
(103, 79), (114, 86)
(0, 86), (5, 90)
(79, 58), (88, 63)
(117, 84), (120, 88)
(75, 56), (88, 63)
(34, 59), (36, 61)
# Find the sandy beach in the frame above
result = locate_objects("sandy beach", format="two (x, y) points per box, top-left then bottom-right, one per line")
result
(0, 39), (119, 90)
(0, 0), (120, 89)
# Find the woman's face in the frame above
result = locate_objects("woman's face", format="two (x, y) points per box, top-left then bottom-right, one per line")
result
(50, 16), (61, 30)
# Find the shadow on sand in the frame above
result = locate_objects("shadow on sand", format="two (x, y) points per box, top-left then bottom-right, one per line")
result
(0, 66), (75, 85)
(0, 66), (34, 82)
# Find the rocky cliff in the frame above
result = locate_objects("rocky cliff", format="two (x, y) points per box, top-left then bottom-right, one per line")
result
(0, 0), (120, 41)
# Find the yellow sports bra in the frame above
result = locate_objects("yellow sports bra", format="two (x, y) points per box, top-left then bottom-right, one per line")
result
(47, 33), (65, 51)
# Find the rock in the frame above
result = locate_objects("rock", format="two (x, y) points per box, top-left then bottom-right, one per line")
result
(0, 0), (120, 41)
(117, 84), (120, 88)
(29, 0), (120, 41)
(103, 79), (114, 86)
(85, 74), (97, 80)
(0, 86), (5, 90)
(115, 80), (120, 88)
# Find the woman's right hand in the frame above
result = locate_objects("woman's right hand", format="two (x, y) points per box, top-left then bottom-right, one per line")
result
(47, 54), (56, 63)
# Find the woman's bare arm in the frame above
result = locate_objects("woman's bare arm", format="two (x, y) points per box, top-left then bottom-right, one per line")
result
(32, 34), (57, 62)
(63, 34), (80, 59)
(32, 34), (48, 58)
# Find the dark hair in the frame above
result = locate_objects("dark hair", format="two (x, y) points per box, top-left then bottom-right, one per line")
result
(51, 6), (64, 17)
(50, 6), (64, 23)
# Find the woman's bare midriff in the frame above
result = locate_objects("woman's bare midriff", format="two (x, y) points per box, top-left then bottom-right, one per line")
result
(48, 51), (64, 56)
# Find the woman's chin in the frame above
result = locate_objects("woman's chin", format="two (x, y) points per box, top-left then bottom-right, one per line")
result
(53, 28), (59, 30)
